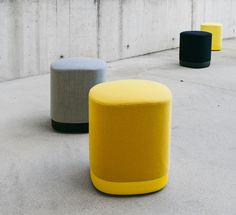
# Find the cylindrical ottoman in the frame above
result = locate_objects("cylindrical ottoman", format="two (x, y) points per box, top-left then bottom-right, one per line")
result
(89, 80), (172, 195)
(201, 23), (223, 51)
(51, 57), (106, 133)
(179, 31), (212, 68)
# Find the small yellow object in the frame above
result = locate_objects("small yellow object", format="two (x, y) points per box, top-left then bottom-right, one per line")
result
(89, 80), (172, 195)
(201, 23), (223, 51)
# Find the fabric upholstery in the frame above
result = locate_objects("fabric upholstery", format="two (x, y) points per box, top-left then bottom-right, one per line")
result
(89, 80), (172, 195)
(201, 23), (223, 51)
(51, 57), (106, 124)
(179, 31), (212, 68)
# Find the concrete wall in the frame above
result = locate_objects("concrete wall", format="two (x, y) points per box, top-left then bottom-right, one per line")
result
(0, 0), (236, 81)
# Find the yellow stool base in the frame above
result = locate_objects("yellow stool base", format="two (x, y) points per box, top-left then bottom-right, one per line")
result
(91, 170), (168, 195)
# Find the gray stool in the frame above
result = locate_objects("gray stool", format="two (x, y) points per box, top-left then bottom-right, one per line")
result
(51, 57), (106, 133)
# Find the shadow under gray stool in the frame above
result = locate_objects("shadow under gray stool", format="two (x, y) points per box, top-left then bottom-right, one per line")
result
(51, 57), (106, 133)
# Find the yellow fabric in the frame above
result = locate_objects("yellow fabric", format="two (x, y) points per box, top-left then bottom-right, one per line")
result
(90, 80), (171, 105)
(89, 80), (172, 195)
(201, 23), (223, 51)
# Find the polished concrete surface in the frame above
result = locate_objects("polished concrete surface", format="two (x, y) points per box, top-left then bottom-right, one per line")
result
(0, 39), (236, 215)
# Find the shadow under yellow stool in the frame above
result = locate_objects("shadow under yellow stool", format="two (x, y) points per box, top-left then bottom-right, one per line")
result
(201, 23), (223, 51)
(89, 80), (172, 195)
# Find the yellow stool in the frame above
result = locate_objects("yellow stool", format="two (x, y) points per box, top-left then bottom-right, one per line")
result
(201, 23), (223, 51)
(89, 80), (172, 195)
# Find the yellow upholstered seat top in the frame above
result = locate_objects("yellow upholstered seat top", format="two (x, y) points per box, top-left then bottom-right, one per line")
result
(201, 22), (222, 27)
(89, 80), (172, 105)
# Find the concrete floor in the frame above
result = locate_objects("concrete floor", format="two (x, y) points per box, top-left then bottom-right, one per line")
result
(0, 39), (236, 215)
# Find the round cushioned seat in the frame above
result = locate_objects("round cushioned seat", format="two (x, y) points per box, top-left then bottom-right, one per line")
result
(89, 80), (172, 195)
(179, 31), (212, 68)
(201, 23), (223, 51)
(51, 57), (106, 133)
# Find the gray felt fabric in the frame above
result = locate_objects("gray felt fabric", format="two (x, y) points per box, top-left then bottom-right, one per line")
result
(51, 57), (106, 123)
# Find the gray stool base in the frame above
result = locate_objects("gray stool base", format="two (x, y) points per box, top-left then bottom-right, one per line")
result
(180, 60), (210, 68)
(51, 120), (88, 133)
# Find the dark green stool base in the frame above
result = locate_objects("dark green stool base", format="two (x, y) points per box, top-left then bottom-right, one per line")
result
(51, 120), (88, 133)
(180, 60), (210, 68)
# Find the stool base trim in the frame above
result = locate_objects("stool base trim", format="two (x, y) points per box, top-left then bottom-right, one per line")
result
(180, 60), (210, 68)
(212, 47), (222, 51)
(90, 170), (168, 195)
(51, 119), (88, 133)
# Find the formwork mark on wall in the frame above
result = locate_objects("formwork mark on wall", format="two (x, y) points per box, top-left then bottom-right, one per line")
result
(36, 0), (40, 75)
(69, 0), (71, 57)
(191, 0), (194, 30)
(119, 0), (123, 58)
(55, 0), (58, 28)
(96, 0), (101, 58)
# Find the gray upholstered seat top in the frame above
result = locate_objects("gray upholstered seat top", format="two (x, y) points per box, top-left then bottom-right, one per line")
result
(51, 57), (106, 72)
